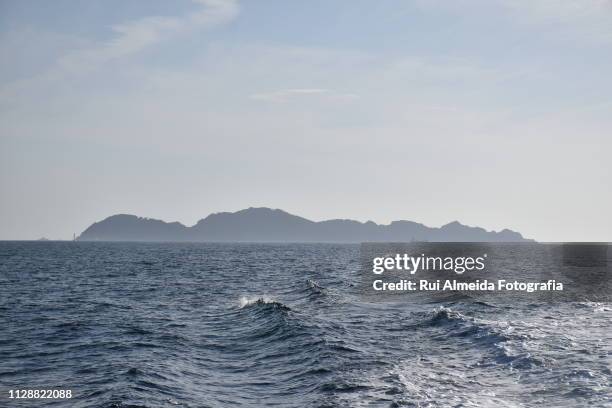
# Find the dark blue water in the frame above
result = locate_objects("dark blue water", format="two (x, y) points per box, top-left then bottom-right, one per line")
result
(0, 242), (610, 407)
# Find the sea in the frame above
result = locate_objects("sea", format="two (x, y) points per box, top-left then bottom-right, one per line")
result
(0, 242), (610, 407)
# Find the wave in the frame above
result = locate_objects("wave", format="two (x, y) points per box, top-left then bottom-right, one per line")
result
(424, 307), (509, 340)
(420, 307), (545, 370)
(238, 296), (291, 311)
(426, 306), (466, 325)
(494, 344), (546, 369)
(577, 301), (611, 312)
(306, 279), (327, 297)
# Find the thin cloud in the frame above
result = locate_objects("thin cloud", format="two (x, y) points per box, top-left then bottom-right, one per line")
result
(500, 0), (612, 21)
(501, 0), (612, 43)
(250, 88), (358, 102)
(418, 0), (612, 43)
(56, 0), (240, 74)
(0, 0), (240, 106)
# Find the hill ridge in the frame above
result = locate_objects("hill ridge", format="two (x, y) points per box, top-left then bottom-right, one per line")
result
(78, 207), (533, 242)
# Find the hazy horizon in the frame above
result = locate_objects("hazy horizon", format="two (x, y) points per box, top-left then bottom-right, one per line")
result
(1, 0), (611, 241)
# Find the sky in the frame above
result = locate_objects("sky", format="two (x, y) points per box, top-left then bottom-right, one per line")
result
(1, 0), (611, 242)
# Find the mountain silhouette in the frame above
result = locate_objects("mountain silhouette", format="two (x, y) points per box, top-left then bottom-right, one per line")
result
(77, 207), (533, 242)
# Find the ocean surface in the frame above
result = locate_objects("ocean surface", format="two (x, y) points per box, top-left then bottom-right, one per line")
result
(0, 242), (610, 407)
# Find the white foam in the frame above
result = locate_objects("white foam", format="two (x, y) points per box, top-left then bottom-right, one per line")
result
(239, 295), (274, 308)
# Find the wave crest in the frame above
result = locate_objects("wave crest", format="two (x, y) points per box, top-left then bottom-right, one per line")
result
(428, 306), (466, 325)
(239, 296), (290, 311)
(306, 279), (327, 295)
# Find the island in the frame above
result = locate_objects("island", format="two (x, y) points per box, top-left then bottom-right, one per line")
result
(77, 207), (533, 243)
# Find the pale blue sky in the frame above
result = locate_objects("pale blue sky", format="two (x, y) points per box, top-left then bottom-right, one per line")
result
(1, 0), (611, 241)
